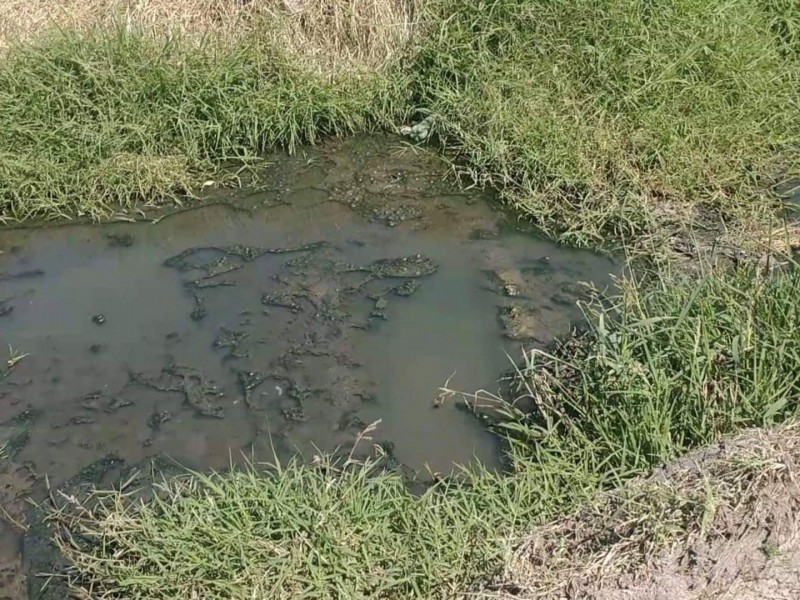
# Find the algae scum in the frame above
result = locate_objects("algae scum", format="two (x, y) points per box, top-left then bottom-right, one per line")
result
(0, 136), (614, 595)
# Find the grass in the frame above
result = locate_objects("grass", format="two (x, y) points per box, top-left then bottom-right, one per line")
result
(5, 1), (800, 596)
(500, 263), (800, 474)
(47, 263), (800, 599)
(0, 0), (797, 245)
(415, 0), (800, 245)
(0, 28), (411, 222)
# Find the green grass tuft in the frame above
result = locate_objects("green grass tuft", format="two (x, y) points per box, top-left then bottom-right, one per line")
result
(0, 29), (410, 221)
(413, 0), (800, 245)
(502, 265), (800, 478)
(53, 458), (511, 599)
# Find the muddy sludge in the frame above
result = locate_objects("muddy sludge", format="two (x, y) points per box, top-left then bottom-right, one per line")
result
(0, 134), (616, 598)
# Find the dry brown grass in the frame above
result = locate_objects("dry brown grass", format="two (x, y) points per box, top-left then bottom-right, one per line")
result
(757, 224), (800, 259)
(264, 0), (420, 71)
(474, 421), (800, 599)
(0, 0), (251, 48)
(0, 0), (419, 71)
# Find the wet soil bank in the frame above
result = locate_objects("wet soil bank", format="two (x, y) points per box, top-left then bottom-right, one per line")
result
(0, 135), (616, 598)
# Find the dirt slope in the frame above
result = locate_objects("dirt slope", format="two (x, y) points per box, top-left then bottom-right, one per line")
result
(476, 421), (800, 599)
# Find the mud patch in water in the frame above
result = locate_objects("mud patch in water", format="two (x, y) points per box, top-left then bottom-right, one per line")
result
(0, 135), (615, 595)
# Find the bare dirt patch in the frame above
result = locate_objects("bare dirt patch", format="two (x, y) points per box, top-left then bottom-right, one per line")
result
(476, 421), (800, 599)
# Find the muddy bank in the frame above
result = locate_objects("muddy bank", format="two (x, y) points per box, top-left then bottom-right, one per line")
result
(0, 135), (615, 597)
(475, 421), (800, 600)
(0, 453), (33, 600)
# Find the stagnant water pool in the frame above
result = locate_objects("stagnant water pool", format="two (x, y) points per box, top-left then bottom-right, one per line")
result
(0, 135), (616, 597)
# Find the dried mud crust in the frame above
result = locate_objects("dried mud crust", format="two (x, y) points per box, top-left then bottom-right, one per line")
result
(475, 421), (800, 600)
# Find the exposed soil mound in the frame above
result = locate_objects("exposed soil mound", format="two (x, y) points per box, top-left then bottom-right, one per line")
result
(477, 421), (800, 599)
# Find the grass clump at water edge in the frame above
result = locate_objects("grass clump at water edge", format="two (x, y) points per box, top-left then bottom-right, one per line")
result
(0, 26), (411, 222)
(47, 265), (800, 599)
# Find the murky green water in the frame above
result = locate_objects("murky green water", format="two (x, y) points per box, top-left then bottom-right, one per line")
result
(0, 136), (615, 596)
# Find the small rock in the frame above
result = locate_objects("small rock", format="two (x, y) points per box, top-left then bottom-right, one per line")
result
(394, 280), (421, 297)
(282, 406), (306, 422)
(148, 409), (173, 430)
(105, 397), (133, 413)
(756, 253), (786, 273)
(107, 233), (134, 248)
(489, 269), (526, 297)
(400, 116), (434, 143)
(499, 303), (540, 340)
